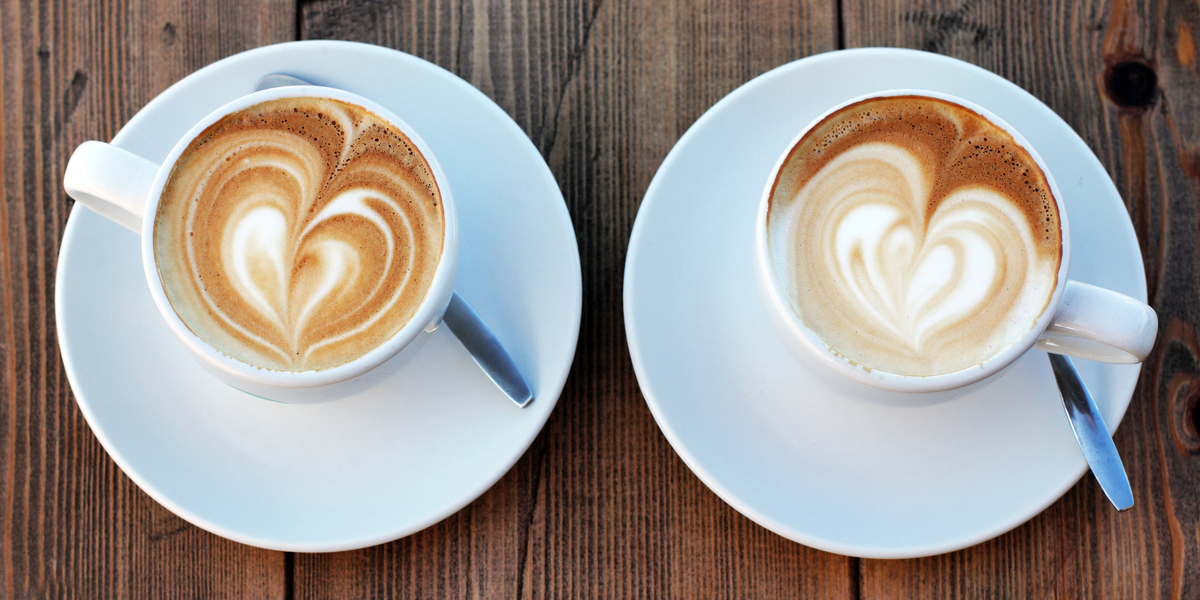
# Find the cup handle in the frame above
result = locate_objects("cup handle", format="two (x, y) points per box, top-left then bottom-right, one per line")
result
(1034, 280), (1158, 363)
(62, 141), (159, 234)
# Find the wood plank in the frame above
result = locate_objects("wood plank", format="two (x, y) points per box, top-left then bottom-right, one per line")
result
(0, 0), (294, 597)
(844, 0), (1200, 597)
(297, 0), (852, 597)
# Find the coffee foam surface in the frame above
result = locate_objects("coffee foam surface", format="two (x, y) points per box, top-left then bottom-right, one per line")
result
(154, 97), (444, 371)
(767, 96), (1061, 376)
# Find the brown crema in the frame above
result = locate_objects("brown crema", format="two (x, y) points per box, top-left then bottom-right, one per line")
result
(155, 97), (444, 371)
(768, 95), (1063, 376)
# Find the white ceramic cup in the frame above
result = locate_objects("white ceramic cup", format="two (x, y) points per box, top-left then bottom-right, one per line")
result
(62, 86), (459, 404)
(754, 89), (1157, 401)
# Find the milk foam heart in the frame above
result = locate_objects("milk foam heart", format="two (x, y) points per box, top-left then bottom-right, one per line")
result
(154, 97), (445, 371)
(767, 96), (1061, 376)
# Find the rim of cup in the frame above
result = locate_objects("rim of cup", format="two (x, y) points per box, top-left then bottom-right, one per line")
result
(755, 89), (1072, 393)
(139, 85), (459, 389)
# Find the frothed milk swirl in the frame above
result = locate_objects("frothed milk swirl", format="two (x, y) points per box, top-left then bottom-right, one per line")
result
(154, 97), (445, 372)
(767, 96), (1062, 376)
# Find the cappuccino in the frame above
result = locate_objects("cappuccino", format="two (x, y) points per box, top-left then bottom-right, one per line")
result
(767, 95), (1062, 377)
(154, 97), (445, 372)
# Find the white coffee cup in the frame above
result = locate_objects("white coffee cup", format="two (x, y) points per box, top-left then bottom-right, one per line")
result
(63, 86), (459, 404)
(754, 89), (1157, 401)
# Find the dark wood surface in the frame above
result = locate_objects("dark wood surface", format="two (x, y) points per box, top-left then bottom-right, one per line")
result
(2, 0), (1196, 597)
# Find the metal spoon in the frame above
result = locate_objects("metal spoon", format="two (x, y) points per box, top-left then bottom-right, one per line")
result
(1048, 353), (1133, 510)
(255, 74), (533, 408)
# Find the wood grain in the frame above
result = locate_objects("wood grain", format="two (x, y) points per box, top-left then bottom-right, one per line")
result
(297, 0), (852, 598)
(844, 0), (1200, 597)
(8, 0), (1200, 597)
(0, 0), (293, 597)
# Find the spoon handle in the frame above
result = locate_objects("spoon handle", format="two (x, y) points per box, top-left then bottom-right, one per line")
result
(1048, 353), (1133, 511)
(443, 293), (534, 407)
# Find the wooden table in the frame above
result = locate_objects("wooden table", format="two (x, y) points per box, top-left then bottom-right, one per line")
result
(3, 0), (1197, 597)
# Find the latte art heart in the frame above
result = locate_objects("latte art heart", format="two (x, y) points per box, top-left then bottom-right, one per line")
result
(768, 96), (1061, 376)
(155, 97), (445, 371)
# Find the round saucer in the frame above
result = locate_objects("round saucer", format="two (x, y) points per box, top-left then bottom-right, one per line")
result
(624, 48), (1146, 558)
(56, 41), (582, 552)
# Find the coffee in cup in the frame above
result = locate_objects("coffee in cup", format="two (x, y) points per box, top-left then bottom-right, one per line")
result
(767, 94), (1061, 377)
(755, 90), (1157, 396)
(153, 97), (445, 372)
(63, 86), (459, 403)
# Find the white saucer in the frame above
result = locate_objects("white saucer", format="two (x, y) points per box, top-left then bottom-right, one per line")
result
(55, 41), (582, 552)
(624, 48), (1146, 558)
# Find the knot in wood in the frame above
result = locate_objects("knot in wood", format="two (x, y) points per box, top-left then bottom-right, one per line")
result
(1170, 371), (1200, 455)
(1104, 61), (1157, 109)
